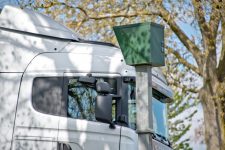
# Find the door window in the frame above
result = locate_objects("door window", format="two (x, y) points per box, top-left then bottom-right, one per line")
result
(32, 77), (63, 115)
(66, 77), (117, 121)
(67, 78), (97, 121)
(32, 76), (118, 122)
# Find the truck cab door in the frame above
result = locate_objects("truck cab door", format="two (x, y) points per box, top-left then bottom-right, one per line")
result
(13, 73), (63, 150)
(57, 73), (121, 150)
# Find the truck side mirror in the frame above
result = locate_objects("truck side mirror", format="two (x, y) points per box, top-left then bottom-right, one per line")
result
(95, 95), (112, 124)
(96, 81), (112, 94)
(95, 81), (115, 129)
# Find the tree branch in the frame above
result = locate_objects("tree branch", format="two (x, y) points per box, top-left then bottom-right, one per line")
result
(192, 0), (209, 52)
(209, 0), (221, 39)
(76, 6), (88, 17)
(166, 46), (202, 76)
(168, 75), (199, 94)
(33, 2), (64, 9)
(217, 6), (225, 81)
(88, 11), (159, 20)
(192, 0), (209, 35)
(158, 6), (203, 69)
(34, 2), (86, 15)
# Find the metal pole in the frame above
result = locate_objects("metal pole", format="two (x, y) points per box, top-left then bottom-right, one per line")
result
(136, 65), (153, 150)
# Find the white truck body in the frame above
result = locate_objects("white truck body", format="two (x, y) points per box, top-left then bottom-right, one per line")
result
(0, 5), (173, 150)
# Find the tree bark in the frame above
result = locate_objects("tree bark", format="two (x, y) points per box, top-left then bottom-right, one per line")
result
(216, 82), (225, 150)
(201, 92), (220, 150)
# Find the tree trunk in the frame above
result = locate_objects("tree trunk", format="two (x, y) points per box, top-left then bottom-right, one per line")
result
(216, 82), (225, 150)
(201, 92), (220, 150)
(200, 81), (225, 150)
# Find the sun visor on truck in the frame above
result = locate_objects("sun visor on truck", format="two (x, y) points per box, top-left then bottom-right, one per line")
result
(113, 22), (165, 67)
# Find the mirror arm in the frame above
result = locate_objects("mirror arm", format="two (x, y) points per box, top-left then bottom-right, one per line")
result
(109, 122), (116, 129)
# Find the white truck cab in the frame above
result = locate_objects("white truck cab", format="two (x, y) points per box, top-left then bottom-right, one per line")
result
(0, 5), (173, 150)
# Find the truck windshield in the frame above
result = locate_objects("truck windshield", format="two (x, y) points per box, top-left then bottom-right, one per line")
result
(152, 96), (168, 138)
(127, 83), (169, 139)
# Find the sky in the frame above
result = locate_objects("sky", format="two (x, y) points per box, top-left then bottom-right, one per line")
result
(0, 0), (18, 9)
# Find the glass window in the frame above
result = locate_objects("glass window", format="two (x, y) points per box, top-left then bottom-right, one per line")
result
(152, 97), (168, 138)
(67, 78), (97, 120)
(67, 77), (117, 121)
(32, 76), (117, 122)
(112, 99), (116, 122)
(127, 82), (168, 138)
(128, 83), (136, 130)
(32, 77), (63, 115)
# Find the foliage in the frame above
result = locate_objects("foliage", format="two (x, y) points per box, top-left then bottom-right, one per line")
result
(168, 91), (198, 150)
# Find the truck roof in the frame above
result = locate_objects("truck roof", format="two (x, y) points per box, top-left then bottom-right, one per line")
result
(0, 5), (79, 40)
(0, 5), (122, 73)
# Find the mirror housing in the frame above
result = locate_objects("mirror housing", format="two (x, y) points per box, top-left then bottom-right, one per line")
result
(95, 95), (112, 124)
(95, 81), (114, 128)
(96, 81), (112, 94)
(78, 76), (96, 85)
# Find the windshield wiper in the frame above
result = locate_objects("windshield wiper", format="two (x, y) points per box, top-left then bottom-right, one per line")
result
(152, 133), (171, 147)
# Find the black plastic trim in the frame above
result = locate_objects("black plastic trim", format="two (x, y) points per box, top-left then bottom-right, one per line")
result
(0, 26), (78, 42)
(119, 126), (122, 150)
(0, 25), (120, 49)
(78, 39), (118, 48)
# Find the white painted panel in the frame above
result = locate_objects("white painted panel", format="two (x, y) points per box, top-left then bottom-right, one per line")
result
(120, 127), (138, 150)
(58, 117), (121, 150)
(13, 139), (57, 150)
(0, 29), (69, 72)
(26, 52), (125, 74)
(0, 73), (22, 150)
